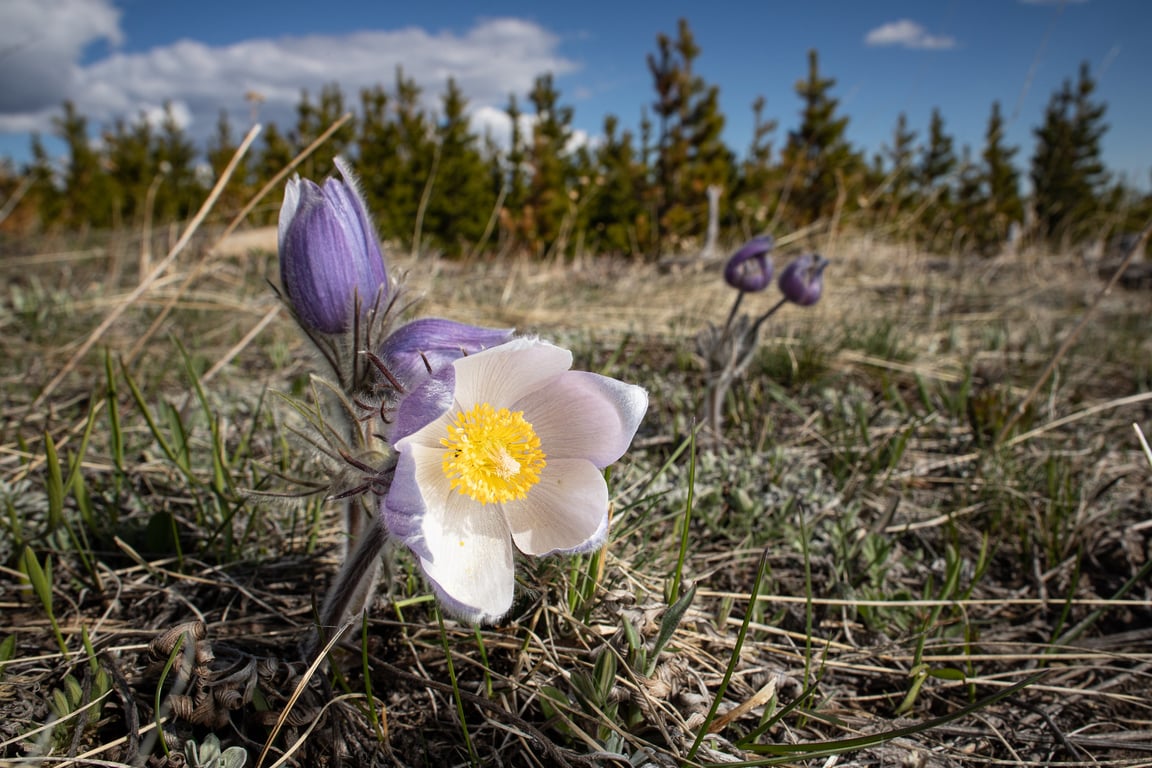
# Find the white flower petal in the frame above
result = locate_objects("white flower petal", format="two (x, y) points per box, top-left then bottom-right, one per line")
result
(277, 176), (301, 253)
(516, 371), (648, 468)
(400, 409), (455, 452)
(503, 458), (609, 556)
(420, 484), (517, 623)
(453, 338), (572, 408)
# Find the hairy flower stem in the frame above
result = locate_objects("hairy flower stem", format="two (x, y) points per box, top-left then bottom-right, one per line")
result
(307, 518), (387, 660)
(746, 296), (788, 341)
(705, 295), (789, 444)
(722, 290), (747, 335)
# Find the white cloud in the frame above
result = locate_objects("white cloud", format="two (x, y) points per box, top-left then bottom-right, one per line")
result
(864, 20), (958, 51)
(470, 105), (592, 156)
(0, 0), (122, 112)
(0, 15), (578, 149)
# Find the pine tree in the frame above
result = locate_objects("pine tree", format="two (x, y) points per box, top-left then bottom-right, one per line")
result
(425, 77), (496, 254)
(151, 103), (200, 222)
(206, 110), (251, 217)
(356, 71), (434, 245)
(293, 83), (355, 182)
(918, 108), (956, 198)
(731, 95), (778, 234)
(978, 100), (1022, 252)
(646, 18), (731, 251)
(1031, 61), (1109, 245)
(523, 73), (576, 255)
(682, 82), (734, 238)
(880, 112), (919, 222)
(780, 49), (858, 229)
(953, 145), (983, 251)
(917, 108), (958, 249)
(54, 101), (115, 229)
(103, 114), (153, 226)
(587, 113), (646, 257)
(391, 69), (436, 246)
(356, 84), (400, 236)
(255, 122), (294, 224)
(27, 133), (63, 230)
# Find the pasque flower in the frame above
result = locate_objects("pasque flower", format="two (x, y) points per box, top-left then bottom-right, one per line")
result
(778, 253), (830, 306)
(381, 338), (648, 623)
(723, 235), (775, 293)
(278, 157), (389, 335)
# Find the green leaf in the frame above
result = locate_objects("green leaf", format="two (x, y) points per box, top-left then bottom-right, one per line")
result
(538, 685), (569, 719)
(652, 581), (696, 662)
(51, 688), (71, 718)
(927, 667), (967, 681)
(0, 635), (16, 679)
(593, 649), (617, 701)
(21, 546), (53, 616)
(220, 746), (249, 768)
(621, 616), (642, 652)
(104, 350), (125, 471)
(43, 432), (64, 532)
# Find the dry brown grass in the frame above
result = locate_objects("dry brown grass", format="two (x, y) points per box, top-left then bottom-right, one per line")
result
(1, 215), (1151, 767)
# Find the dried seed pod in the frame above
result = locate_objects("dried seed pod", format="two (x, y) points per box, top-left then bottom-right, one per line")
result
(150, 622), (207, 657)
(168, 694), (195, 721)
(214, 686), (244, 711)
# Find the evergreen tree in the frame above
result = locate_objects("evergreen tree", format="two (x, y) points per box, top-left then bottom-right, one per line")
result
(977, 100), (1022, 252)
(646, 18), (731, 251)
(586, 113), (646, 257)
(391, 69), (436, 246)
(682, 81), (734, 234)
(356, 71), (434, 244)
(918, 108), (956, 198)
(151, 103), (200, 222)
(54, 101), (115, 229)
(880, 112), (919, 223)
(1031, 61), (1109, 244)
(425, 77), (495, 254)
(255, 122), (294, 224)
(731, 95), (778, 234)
(504, 94), (528, 216)
(356, 83), (401, 236)
(953, 145), (984, 252)
(103, 114), (153, 226)
(780, 49), (858, 229)
(206, 110), (251, 217)
(523, 73), (576, 255)
(27, 133), (63, 230)
(917, 108), (958, 249)
(293, 83), (355, 182)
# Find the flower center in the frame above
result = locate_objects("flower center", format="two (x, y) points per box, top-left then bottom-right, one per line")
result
(440, 403), (546, 504)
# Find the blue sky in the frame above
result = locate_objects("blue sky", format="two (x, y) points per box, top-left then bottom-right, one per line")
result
(3, 0), (1149, 189)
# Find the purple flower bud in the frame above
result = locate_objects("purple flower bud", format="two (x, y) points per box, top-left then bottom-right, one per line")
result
(724, 236), (775, 292)
(278, 157), (388, 334)
(778, 253), (829, 307)
(376, 318), (515, 394)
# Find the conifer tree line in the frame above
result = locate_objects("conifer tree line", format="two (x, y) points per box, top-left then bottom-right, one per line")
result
(1, 19), (1147, 258)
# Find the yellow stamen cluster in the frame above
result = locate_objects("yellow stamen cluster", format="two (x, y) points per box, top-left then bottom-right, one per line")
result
(441, 403), (546, 504)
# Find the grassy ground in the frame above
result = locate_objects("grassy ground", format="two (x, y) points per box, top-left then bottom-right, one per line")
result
(1, 223), (1150, 767)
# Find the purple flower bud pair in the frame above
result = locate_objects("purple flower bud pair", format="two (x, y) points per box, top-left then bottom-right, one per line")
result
(778, 253), (829, 306)
(278, 157), (388, 335)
